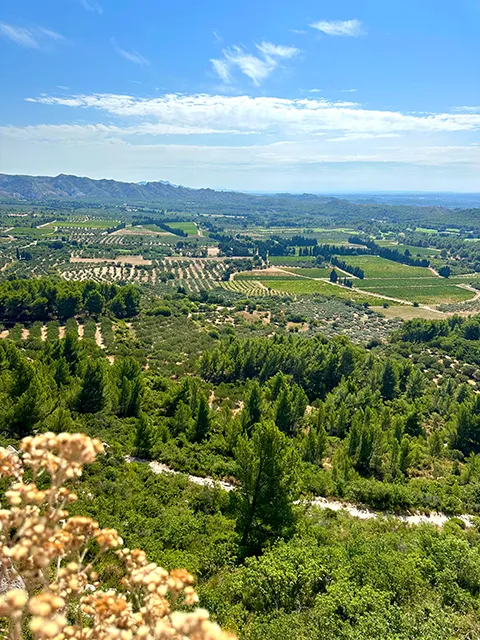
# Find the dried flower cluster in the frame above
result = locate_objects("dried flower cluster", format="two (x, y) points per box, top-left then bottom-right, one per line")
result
(0, 433), (235, 640)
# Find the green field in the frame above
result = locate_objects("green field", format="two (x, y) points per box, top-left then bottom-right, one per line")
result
(357, 280), (474, 304)
(377, 241), (440, 256)
(243, 277), (393, 305)
(11, 227), (54, 237)
(171, 222), (199, 235)
(283, 267), (331, 278)
(48, 219), (119, 229)
(269, 255), (315, 266)
(342, 255), (436, 279)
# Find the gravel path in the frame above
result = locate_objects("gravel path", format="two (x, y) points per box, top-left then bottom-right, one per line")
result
(126, 457), (474, 528)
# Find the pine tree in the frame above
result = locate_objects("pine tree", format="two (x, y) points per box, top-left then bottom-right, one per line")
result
(115, 357), (143, 418)
(234, 420), (299, 557)
(62, 331), (79, 375)
(76, 359), (106, 414)
(85, 290), (105, 316)
(274, 388), (295, 436)
(134, 414), (153, 459)
(193, 393), (210, 442)
(303, 427), (319, 464)
(243, 380), (263, 434)
(171, 401), (194, 437)
(381, 360), (398, 400)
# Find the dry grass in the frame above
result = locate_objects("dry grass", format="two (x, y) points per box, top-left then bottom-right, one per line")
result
(70, 255), (152, 266)
(372, 306), (446, 320)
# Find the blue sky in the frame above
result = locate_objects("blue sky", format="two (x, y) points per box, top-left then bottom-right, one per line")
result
(0, 0), (479, 192)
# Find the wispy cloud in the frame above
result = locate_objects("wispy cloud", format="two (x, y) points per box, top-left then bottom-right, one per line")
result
(256, 42), (299, 58)
(342, 89), (358, 93)
(27, 93), (480, 137)
(210, 58), (231, 83)
(211, 41), (299, 86)
(453, 106), (480, 113)
(0, 23), (66, 49)
(78, 0), (103, 14)
(310, 19), (365, 37)
(111, 38), (150, 66)
(212, 30), (222, 42)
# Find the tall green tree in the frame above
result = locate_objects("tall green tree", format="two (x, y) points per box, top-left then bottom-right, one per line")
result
(114, 357), (143, 418)
(381, 360), (398, 401)
(193, 393), (211, 443)
(85, 290), (105, 316)
(242, 380), (263, 434)
(134, 413), (153, 458)
(76, 359), (106, 414)
(274, 388), (295, 436)
(234, 420), (299, 557)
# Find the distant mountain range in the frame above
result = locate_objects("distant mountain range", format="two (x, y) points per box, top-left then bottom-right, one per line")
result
(1, 173), (479, 227)
(0, 173), (333, 209)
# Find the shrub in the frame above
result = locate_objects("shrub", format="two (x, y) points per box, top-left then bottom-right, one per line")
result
(0, 434), (235, 640)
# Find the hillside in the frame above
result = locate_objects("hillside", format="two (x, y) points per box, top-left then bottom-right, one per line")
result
(1, 173), (480, 227)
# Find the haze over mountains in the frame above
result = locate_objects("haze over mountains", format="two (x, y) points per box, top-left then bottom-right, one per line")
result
(1, 173), (480, 228)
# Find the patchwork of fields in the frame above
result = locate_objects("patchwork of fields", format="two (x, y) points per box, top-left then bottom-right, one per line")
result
(0, 215), (478, 312)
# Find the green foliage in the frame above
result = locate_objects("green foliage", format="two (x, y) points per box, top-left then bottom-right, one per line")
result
(233, 420), (299, 557)
(0, 278), (141, 322)
(76, 358), (107, 414)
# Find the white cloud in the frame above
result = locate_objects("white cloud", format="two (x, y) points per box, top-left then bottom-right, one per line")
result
(11, 91), (480, 191)
(111, 38), (149, 65)
(37, 28), (65, 43)
(0, 122), (258, 140)
(341, 89), (358, 93)
(78, 0), (103, 14)
(210, 58), (231, 83)
(0, 23), (65, 49)
(27, 93), (480, 137)
(310, 19), (365, 37)
(255, 41), (299, 59)
(453, 106), (480, 113)
(211, 41), (299, 86)
(0, 23), (38, 48)
(329, 132), (402, 142)
(225, 48), (274, 86)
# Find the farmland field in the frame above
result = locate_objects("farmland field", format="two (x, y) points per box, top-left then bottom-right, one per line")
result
(342, 255), (436, 279)
(282, 267), (331, 278)
(47, 219), (119, 229)
(170, 221), (199, 235)
(228, 277), (393, 305)
(357, 280), (475, 304)
(377, 241), (441, 256)
(269, 255), (315, 266)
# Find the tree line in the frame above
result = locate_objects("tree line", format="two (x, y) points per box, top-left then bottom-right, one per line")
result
(0, 278), (141, 322)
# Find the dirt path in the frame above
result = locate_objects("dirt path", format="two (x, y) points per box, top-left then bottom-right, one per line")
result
(58, 326), (66, 339)
(126, 457), (474, 528)
(208, 390), (215, 409)
(95, 324), (105, 349)
(21, 328), (29, 341)
(41, 326), (48, 341)
(78, 324), (84, 340)
(37, 220), (56, 229)
(0, 329), (9, 339)
(456, 283), (480, 301)
(331, 265), (359, 279)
